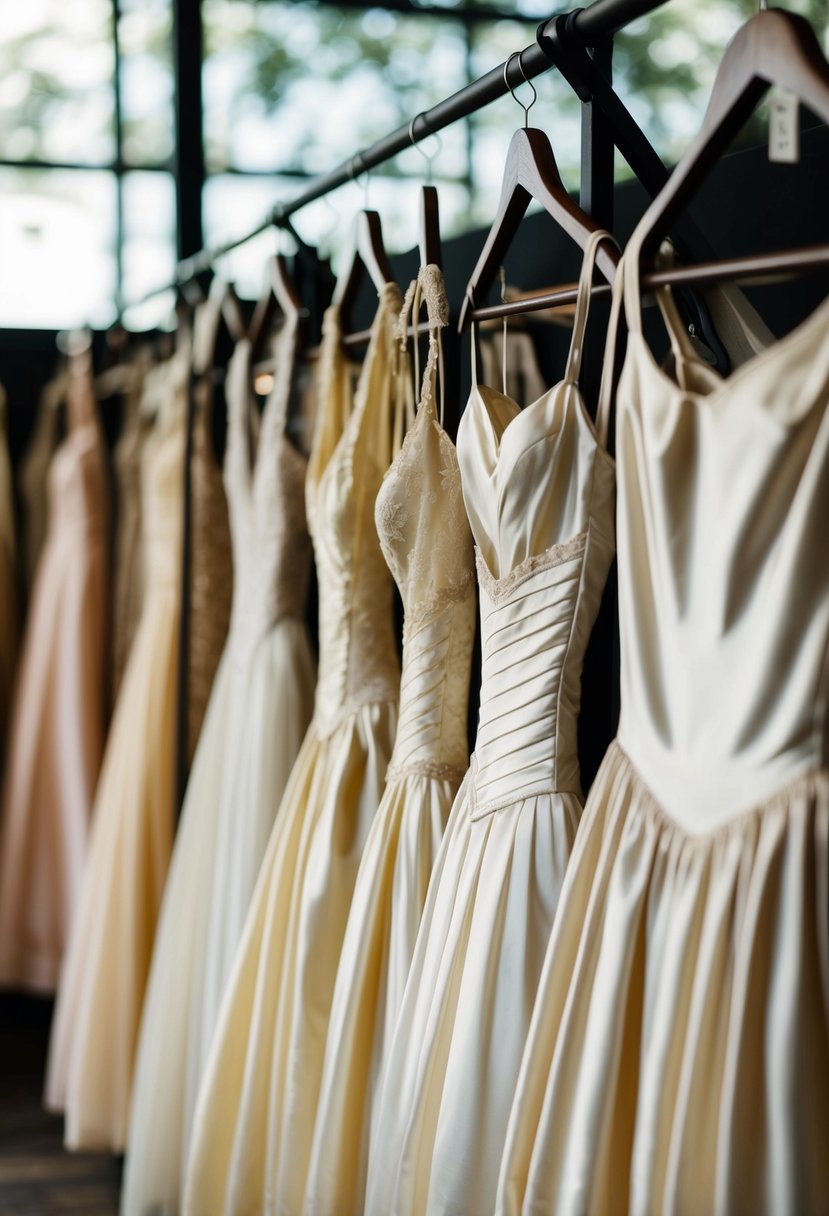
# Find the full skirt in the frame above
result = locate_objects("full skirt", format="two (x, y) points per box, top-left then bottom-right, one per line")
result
(305, 768), (459, 1216)
(44, 585), (179, 1150)
(496, 742), (829, 1216)
(121, 619), (316, 1216)
(365, 777), (580, 1216)
(0, 526), (106, 993)
(183, 699), (397, 1216)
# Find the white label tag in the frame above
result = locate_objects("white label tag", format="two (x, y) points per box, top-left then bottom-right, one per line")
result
(769, 89), (800, 164)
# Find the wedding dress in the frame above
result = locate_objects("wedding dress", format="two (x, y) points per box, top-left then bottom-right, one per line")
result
(365, 230), (617, 1216)
(497, 239), (829, 1215)
(184, 282), (406, 1216)
(304, 266), (476, 1216)
(121, 318), (315, 1216)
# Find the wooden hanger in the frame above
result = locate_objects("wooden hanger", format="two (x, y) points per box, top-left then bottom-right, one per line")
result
(458, 125), (618, 331)
(634, 9), (829, 270)
(332, 210), (394, 330)
(419, 184), (442, 269)
(248, 253), (305, 363)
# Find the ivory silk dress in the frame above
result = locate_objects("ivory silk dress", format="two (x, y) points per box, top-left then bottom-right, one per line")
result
(365, 231), (617, 1216)
(121, 322), (316, 1216)
(497, 245), (829, 1215)
(304, 267), (476, 1216)
(184, 282), (406, 1216)
(45, 347), (232, 1151)
(0, 378), (108, 993)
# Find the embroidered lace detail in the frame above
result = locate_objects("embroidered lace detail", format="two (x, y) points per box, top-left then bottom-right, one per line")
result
(403, 567), (475, 635)
(385, 758), (468, 786)
(475, 531), (587, 606)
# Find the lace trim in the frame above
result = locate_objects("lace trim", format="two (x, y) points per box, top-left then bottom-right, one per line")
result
(475, 531), (588, 606)
(404, 567), (476, 634)
(385, 757), (468, 786)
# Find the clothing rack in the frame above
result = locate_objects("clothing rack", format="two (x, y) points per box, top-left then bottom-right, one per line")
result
(139, 0), (660, 313)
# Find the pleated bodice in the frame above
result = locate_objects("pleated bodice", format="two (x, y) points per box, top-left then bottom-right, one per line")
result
(615, 247), (829, 830)
(307, 286), (404, 736)
(224, 327), (311, 658)
(459, 377), (615, 816)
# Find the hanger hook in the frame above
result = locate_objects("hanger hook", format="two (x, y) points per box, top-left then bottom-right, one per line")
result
(409, 112), (443, 185)
(504, 50), (537, 129)
(349, 152), (370, 208)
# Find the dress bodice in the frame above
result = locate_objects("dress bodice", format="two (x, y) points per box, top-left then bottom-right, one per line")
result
(140, 352), (189, 592)
(607, 242), (829, 830)
(224, 324), (311, 660)
(375, 267), (476, 783)
(307, 284), (406, 736)
(458, 233), (616, 816)
(47, 415), (107, 543)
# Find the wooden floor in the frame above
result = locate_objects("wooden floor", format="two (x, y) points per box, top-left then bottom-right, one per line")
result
(0, 995), (122, 1215)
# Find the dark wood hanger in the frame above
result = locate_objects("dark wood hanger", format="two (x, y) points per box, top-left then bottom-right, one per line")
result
(458, 126), (619, 332)
(634, 9), (829, 270)
(332, 210), (394, 330)
(419, 185), (442, 269)
(247, 254), (305, 363)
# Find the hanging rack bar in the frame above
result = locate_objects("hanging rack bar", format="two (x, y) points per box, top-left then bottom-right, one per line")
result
(128, 0), (667, 309)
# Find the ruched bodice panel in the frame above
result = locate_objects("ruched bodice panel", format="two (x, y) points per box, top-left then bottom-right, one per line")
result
(459, 379), (615, 815)
(224, 331), (312, 658)
(615, 247), (829, 829)
(308, 286), (404, 736)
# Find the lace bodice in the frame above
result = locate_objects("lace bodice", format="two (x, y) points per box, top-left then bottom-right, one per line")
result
(603, 236), (829, 830)
(224, 323), (311, 662)
(375, 266), (476, 783)
(307, 283), (406, 736)
(459, 231), (617, 815)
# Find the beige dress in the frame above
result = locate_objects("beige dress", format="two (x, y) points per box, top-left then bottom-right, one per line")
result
(121, 320), (316, 1216)
(45, 348), (230, 1151)
(497, 243), (829, 1215)
(365, 231), (617, 1216)
(305, 267), (476, 1215)
(0, 375), (108, 993)
(184, 283), (406, 1216)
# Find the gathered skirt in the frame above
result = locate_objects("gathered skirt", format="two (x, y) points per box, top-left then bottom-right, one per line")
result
(365, 776), (580, 1216)
(183, 698), (397, 1216)
(497, 741), (829, 1216)
(0, 525), (106, 993)
(305, 767), (461, 1216)
(121, 619), (316, 1216)
(44, 585), (178, 1150)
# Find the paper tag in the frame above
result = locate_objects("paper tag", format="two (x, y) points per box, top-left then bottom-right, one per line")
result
(769, 89), (800, 164)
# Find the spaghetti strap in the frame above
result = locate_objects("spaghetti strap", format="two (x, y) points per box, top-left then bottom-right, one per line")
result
(563, 229), (621, 389)
(596, 257), (627, 451)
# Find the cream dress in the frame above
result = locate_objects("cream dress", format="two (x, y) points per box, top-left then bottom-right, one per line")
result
(304, 267), (476, 1216)
(497, 243), (829, 1215)
(45, 345), (231, 1151)
(184, 282), (406, 1216)
(365, 231), (617, 1216)
(121, 321), (316, 1216)
(0, 373), (108, 993)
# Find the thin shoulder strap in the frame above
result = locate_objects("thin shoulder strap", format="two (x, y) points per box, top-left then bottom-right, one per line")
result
(596, 255), (628, 451)
(225, 337), (252, 456)
(563, 228), (621, 388)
